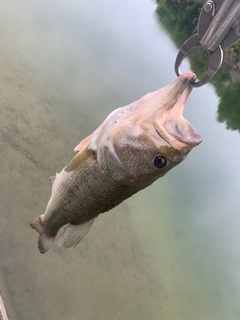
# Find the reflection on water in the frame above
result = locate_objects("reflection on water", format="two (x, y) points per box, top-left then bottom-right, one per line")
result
(0, 0), (240, 319)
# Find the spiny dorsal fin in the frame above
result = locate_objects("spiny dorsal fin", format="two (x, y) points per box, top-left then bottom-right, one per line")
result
(74, 135), (91, 152)
(57, 219), (95, 248)
(65, 145), (95, 172)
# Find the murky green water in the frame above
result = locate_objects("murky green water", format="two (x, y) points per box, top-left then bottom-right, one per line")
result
(0, 0), (240, 319)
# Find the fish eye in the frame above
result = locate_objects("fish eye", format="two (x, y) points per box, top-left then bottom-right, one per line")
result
(153, 155), (167, 168)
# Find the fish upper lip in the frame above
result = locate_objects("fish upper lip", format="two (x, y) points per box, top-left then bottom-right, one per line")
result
(166, 129), (202, 146)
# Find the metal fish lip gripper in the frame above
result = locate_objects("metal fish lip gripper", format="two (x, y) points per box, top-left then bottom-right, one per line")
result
(175, 0), (240, 87)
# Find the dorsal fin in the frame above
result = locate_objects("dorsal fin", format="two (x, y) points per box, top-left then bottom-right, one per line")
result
(74, 135), (91, 152)
(65, 145), (95, 172)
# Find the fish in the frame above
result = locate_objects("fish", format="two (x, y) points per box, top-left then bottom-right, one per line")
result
(30, 72), (202, 254)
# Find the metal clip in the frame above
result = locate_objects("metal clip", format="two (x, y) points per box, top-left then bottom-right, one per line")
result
(175, 0), (240, 87)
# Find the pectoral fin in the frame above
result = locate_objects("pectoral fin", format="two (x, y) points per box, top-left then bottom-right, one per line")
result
(65, 145), (95, 172)
(57, 219), (95, 248)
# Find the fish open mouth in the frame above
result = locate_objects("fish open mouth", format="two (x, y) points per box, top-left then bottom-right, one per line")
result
(155, 72), (202, 150)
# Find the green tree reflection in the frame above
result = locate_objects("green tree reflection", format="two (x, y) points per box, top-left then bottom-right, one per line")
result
(156, 0), (240, 132)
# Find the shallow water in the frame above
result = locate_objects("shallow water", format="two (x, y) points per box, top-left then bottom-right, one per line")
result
(0, 0), (240, 319)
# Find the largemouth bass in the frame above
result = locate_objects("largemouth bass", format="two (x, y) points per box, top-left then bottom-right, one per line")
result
(30, 72), (202, 254)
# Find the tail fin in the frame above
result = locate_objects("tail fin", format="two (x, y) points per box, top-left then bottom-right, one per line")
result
(30, 215), (55, 254)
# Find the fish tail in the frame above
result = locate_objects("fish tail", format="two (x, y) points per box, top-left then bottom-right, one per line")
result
(30, 215), (55, 254)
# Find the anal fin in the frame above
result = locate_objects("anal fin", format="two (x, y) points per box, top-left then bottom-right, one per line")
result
(57, 218), (95, 248)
